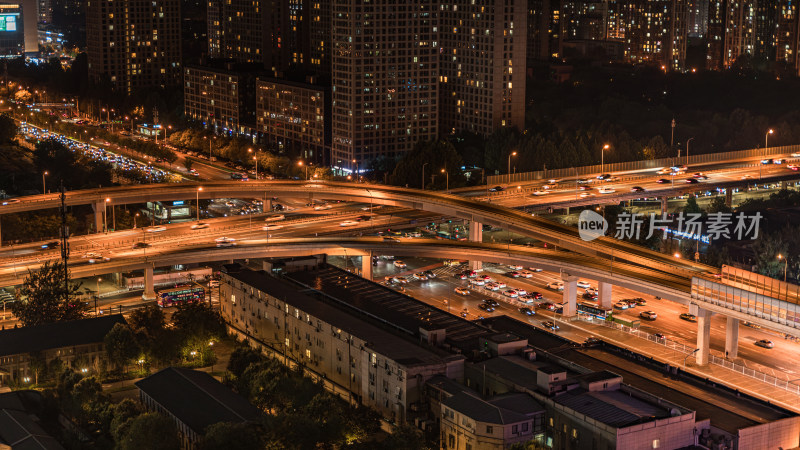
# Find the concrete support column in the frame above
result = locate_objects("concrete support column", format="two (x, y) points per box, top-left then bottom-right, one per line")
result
(725, 316), (739, 359)
(598, 281), (612, 308)
(142, 265), (155, 301)
(561, 274), (578, 317)
(782, 180), (788, 190)
(695, 307), (712, 366)
(92, 201), (104, 233)
(660, 196), (668, 214)
(725, 189), (732, 207)
(361, 252), (373, 280)
(266, 198), (273, 212)
(469, 221), (483, 271)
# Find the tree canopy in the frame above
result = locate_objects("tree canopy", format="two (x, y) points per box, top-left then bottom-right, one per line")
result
(12, 261), (85, 326)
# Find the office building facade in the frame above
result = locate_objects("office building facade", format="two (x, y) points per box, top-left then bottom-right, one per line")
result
(183, 62), (259, 137)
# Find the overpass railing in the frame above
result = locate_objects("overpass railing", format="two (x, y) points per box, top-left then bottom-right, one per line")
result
(691, 277), (800, 329)
(576, 315), (800, 395)
(488, 144), (800, 185)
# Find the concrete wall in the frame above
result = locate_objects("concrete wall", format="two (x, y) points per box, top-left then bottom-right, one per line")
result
(616, 414), (697, 450)
(737, 416), (800, 450)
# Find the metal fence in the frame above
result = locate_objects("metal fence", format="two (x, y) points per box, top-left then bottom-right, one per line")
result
(580, 316), (800, 395)
(487, 144), (800, 185)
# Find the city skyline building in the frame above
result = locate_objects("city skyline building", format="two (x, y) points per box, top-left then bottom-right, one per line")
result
(86, 0), (182, 93)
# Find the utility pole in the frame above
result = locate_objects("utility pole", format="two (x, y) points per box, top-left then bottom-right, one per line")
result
(59, 180), (69, 297)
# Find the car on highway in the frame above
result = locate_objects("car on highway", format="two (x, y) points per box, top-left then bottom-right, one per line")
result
(761, 158), (774, 164)
(1, 198), (19, 205)
(598, 187), (616, 194)
(477, 274), (492, 281)
(679, 313), (697, 322)
(503, 289), (519, 298)
(191, 222), (210, 230)
(528, 267), (543, 272)
(146, 226), (167, 233)
(742, 321), (761, 329)
(656, 168), (673, 175)
(532, 190), (550, 196)
(527, 291), (543, 300)
(576, 280), (592, 289)
(632, 297), (647, 306)
(613, 301), (629, 310)
(454, 287), (470, 296)
(596, 173), (612, 180)
(692, 173), (709, 180)
(541, 321), (560, 331)
(489, 186), (505, 192)
(639, 310), (658, 320)
(578, 185), (592, 191)
(584, 337), (601, 346)
(653, 333), (666, 341)
(516, 288), (528, 296)
(656, 178), (670, 184)
(579, 192), (595, 198)
(582, 292), (597, 300)
(339, 220), (359, 227)
(484, 299), (499, 307)
(424, 270), (436, 278)
(630, 186), (646, 193)
(484, 282), (500, 291)
(789, 164), (799, 171)
(538, 302), (555, 310)
(508, 264), (523, 270)
(755, 339), (775, 349)
(576, 178), (590, 184)
(132, 242), (150, 249)
(264, 214), (285, 222)
(215, 237), (236, 247)
(314, 204), (333, 210)
(41, 241), (59, 249)
(412, 273), (428, 281)
(262, 224), (284, 231)
(188, 168), (199, 176)
(685, 178), (699, 184)
(393, 260), (407, 268)
(547, 281), (564, 291)
(454, 272), (468, 280)
(469, 278), (485, 286)
(519, 270), (534, 278)
(519, 307), (535, 316)
(396, 276), (409, 284)
(478, 303), (495, 312)
(509, 271), (521, 278)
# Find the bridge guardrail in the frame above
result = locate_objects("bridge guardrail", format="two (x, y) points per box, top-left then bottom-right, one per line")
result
(578, 316), (800, 395)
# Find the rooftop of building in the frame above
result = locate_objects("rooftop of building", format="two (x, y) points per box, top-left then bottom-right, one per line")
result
(426, 375), (471, 398)
(285, 264), (496, 350)
(479, 315), (796, 433)
(134, 367), (262, 434)
(577, 370), (622, 384)
(486, 333), (524, 344)
(442, 391), (544, 426)
(221, 264), (451, 367)
(0, 315), (126, 357)
(0, 391), (63, 450)
(553, 387), (676, 428)
(186, 58), (264, 74)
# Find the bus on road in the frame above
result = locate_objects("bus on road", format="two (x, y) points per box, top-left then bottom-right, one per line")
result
(156, 284), (205, 308)
(577, 301), (613, 319)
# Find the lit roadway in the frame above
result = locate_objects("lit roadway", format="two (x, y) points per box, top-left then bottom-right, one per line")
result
(362, 256), (800, 388)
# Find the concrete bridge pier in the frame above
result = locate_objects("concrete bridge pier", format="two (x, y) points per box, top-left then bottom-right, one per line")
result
(725, 189), (732, 207)
(92, 201), (104, 233)
(561, 273), (578, 317)
(142, 265), (155, 301)
(725, 317), (739, 359)
(782, 180), (788, 190)
(696, 307), (712, 366)
(660, 196), (668, 214)
(469, 221), (483, 271)
(361, 252), (373, 280)
(598, 281), (613, 309)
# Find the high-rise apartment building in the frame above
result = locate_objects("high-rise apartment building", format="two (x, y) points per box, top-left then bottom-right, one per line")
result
(776, 0), (800, 74)
(86, 0), (181, 93)
(330, 0), (438, 171)
(707, 1), (756, 70)
(207, 0), (275, 66)
(687, 0), (708, 36)
(184, 62), (260, 137)
(439, 0), (527, 136)
(616, 0), (688, 70)
(527, 0), (562, 62)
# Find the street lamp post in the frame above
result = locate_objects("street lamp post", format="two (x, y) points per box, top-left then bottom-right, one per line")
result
(778, 254), (788, 282)
(298, 161), (309, 180)
(507, 151), (517, 184)
(96, 277), (101, 315)
(601, 144), (610, 174)
(422, 163), (428, 190)
(196, 187), (203, 221)
(42, 171), (47, 194)
(441, 168), (449, 192)
(685, 137), (694, 166)
(352, 159), (359, 182)
(253, 156), (258, 180)
(761, 129), (774, 181)
(684, 348), (699, 368)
